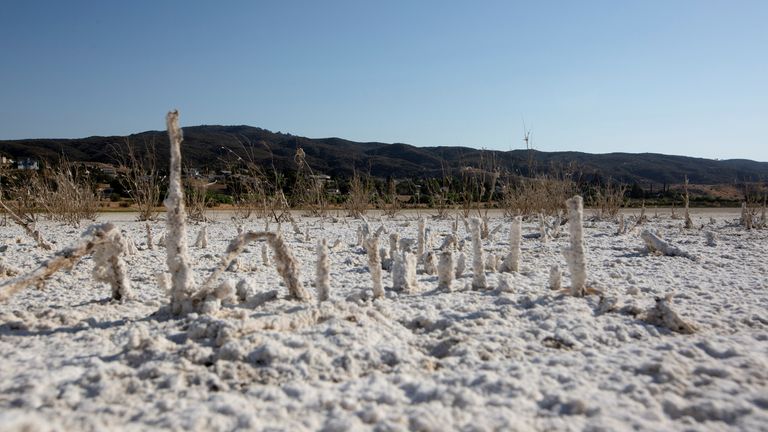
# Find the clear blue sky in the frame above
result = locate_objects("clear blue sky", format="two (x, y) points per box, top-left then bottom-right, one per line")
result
(1, 1), (766, 161)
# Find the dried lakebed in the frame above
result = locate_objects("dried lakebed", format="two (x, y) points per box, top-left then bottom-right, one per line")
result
(1, 211), (766, 431)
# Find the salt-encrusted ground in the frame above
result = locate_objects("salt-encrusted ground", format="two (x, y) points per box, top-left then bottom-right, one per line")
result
(1, 209), (766, 431)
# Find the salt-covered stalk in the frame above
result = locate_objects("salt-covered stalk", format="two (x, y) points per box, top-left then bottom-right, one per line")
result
(644, 295), (697, 334)
(565, 196), (587, 296)
(417, 217), (426, 260)
(0, 199), (52, 250)
(404, 252), (419, 293)
(200, 231), (311, 301)
(548, 265), (561, 291)
(315, 239), (330, 302)
(616, 214), (625, 235)
(389, 233), (399, 260)
(641, 230), (695, 259)
(683, 176), (693, 229)
(470, 218), (487, 289)
(195, 226), (208, 248)
(0, 223), (130, 302)
(439, 234), (455, 251)
(392, 253), (407, 291)
(704, 231), (717, 247)
(538, 214), (548, 243)
(423, 251), (437, 275)
(501, 216), (521, 273)
(164, 110), (195, 315)
(485, 254), (498, 272)
(145, 222), (154, 250)
(364, 236), (384, 299)
(91, 224), (133, 301)
(122, 231), (139, 255)
(437, 251), (454, 291)
(455, 252), (466, 278)
(261, 244), (270, 266)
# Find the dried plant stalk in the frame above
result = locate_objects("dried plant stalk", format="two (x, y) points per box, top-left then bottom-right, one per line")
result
(548, 264), (561, 291)
(164, 110), (195, 315)
(145, 222), (154, 250)
(194, 226), (208, 248)
(316, 239), (330, 302)
(364, 236), (384, 299)
(470, 218), (487, 289)
(501, 216), (521, 272)
(641, 230), (695, 260)
(683, 176), (693, 229)
(0, 200), (52, 250)
(200, 231), (311, 301)
(417, 217), (426, 260)
(0, 223), (130, 302)
(437, 250), (454, 291)
(644, 295), (697, 334)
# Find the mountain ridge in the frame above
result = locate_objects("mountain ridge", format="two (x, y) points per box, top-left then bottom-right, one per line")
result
(1, 125), (766, 186)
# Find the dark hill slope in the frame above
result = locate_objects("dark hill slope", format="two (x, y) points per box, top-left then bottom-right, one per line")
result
(1, 126), (766, 184)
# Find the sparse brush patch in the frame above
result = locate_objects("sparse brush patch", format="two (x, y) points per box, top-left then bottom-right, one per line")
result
(36, 158), (100, 227)
(111, 138), (162, 221)
(0, 199), (52, 250)
(500, 173), (576, 218)
(589, 182), (627, 221)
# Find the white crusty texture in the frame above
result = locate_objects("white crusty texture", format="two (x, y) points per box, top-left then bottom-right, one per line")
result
(0, 210), (765, 431)
(164, 110), (195, 315)
(470, 218), (487, 290)
(437, 250), (454, 291)
(364, 236), (384, 299)
(0, 223), (130, 302)
(565, 196), (587, 296)
(315, 239), (330, 302)
(501, 216), (522, 273)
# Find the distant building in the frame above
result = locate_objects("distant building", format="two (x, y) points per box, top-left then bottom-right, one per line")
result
(17, 158), (39, 170)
